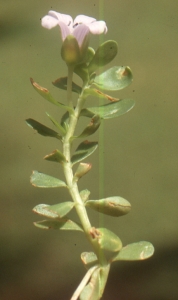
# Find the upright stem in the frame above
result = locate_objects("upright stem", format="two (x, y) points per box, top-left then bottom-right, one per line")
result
(67, 65), (74, 108)
(62, 69), (107, 266)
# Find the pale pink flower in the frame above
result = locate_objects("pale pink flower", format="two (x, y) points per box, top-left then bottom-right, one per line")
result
(41, 11), (108, 47)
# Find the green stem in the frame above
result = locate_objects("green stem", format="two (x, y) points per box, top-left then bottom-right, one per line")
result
(62, 67), (109, 300)
(67, 65), (74, 108)
(62, 83), (107, 265)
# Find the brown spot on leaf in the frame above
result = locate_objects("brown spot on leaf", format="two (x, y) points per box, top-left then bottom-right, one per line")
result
(94, 89), (119, 102)
(30, 78), (48, 93)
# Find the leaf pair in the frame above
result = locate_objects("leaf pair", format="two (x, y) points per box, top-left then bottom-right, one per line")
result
(33, 202), (83, 232)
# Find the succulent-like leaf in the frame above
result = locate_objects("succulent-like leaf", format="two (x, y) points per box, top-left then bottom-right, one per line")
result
(44, 149), (67, 164)
(81, 252), (98, 269)
(85, 47), (95, 64)
(52, 76), (82, 94)
(93, 66), (133, 91)
(85, 196), (131, 217)
(73, 163), (92, 182)
(84, 88), (119, 102)
(74, 63), (89, 83)
(26, 118), (62, 140)
(30, 78), (73, 112)
(33, 202), (74, 219)
(46, 112), (66, 135)
(33, 204), (58, 218)
(111, 241), (155, 262)
(30, 171), (67, 188)
(80, 189), (91, 202)
(34, 219), (83, 231)
(80, 99), (135, 120)
(89, 227), (122, 252)
(71, 140), (98, 165)
(88, 40), (118, 74)
(72, 115), (100, 139)
(60, 111), (70, 132)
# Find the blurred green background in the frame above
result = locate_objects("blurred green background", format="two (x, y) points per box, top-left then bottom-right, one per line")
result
(1, 0), (178, 299)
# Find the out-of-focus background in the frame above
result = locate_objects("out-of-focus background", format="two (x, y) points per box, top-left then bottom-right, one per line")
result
(1, 0), (178, 299)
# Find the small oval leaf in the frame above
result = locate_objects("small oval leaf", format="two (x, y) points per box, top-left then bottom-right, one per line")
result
(52, 76), (82, 94)
(81, 252), (98, 268)
(73, 163), (92, 182)
(26, 118), (62, 140)
(44, 149), (67, 164)
(33, 204), (58, 218)
(46, 202), (74, 218)
(88, 40), (118, 74)
(86, 196), (131, 217)
(81, 98), (135, 120)
(93, 66), (133, 91)
(33, 202), (74, 219)
(84, 88), (119, 102)
(89, 227), (122, 252)
(72, 115), (101, 139)
(74, 63), (89, 83)
(80, 189), (91, 202)
(71, 140), (98, 165)
(111, 241), (155, 262)
(34, 219), (83, 231)
(30, 171), (67, 188)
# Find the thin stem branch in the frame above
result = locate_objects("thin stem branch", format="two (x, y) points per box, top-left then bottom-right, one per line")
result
(70, 266), (98, 300)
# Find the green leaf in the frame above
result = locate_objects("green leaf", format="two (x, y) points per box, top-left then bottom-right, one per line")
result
(85, 47), (95, 64)
(72, 115), (101, 139)
(111, 241), (155, 262)
(81, 252), (98, 269)
(88, 40), (118, 74)
(80, 268), (100, 300)
(46, 112), (66, 135)
(86, 196), (131, 217)
(34, 219), (83, 231)
(71, 140), (98, 165)
(80, 99), (135, 120)
(89, 227), (122, 252)
(33, 202), (74, 218)
(60, 111), (70, 132)
(84, 87), (119, 101)
(44, 149), (67, 164)
(74, 63), (89, 83)
(93, 66), (133, 91)
(73, 163), (92, 182)
(30, 78), (73, 112)
(33, 204), (58, 218)
(80, 189), (91, 202)
(52, 76), (82, 94)
(30, 171), (67, 188)
(26, 118), (62, 140)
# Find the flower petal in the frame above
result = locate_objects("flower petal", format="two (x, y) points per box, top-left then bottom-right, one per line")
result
(88, 21), (108, 34)
(74, 15), (96, 26)
(58, 22), (71, 41)
(48, 10), (73, 28)
(41, 15), (59, 29)
(73, 24), (90, 47)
